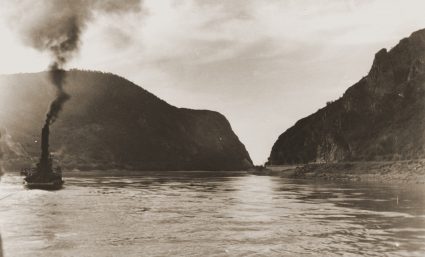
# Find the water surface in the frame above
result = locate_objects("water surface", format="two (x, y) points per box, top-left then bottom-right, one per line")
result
(0, 171), (424, 257)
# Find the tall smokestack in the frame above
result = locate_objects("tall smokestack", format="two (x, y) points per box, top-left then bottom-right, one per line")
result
(40, 124), (50, 164)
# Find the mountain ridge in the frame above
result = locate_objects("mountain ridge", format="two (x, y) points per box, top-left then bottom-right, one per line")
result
(268, 28), (425, 165)
(0, 70), (253, 171)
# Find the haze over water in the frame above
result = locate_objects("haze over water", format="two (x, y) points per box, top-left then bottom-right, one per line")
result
(0, 171), (424, 257)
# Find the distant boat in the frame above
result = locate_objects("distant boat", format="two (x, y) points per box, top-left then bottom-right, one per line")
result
(24, 178), (64, 190)
(23, 157), (64, 190)
(23, 125), (64, 190)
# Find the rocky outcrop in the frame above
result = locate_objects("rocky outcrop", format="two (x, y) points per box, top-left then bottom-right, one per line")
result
(290, 161), (425, 184)
(0, 70), (252, 171)
(268, 29), (425, 165)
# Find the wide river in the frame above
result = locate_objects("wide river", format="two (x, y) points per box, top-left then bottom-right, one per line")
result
(0, 171), (424, 257)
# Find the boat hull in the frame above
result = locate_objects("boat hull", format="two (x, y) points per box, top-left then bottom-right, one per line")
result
(24, 180), (64, 190)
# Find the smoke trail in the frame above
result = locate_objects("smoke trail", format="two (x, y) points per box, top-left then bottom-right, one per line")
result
(15, 0), (141, 54)
(46, 67), (69, 125)
(9, 0), (141, 164)
(11, 0), (141, 126)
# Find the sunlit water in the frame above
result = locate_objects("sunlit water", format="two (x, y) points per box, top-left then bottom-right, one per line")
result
(0, 171), (424, 257)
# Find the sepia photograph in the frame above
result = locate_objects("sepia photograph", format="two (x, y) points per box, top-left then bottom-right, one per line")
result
(0, 0), (425, 256)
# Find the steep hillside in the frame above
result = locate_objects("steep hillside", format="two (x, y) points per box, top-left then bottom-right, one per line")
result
(268, 29), (425, 165)
(0, 70), (252, 171)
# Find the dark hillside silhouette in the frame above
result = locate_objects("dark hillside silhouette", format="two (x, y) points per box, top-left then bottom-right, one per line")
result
(0, 70), (252, 171)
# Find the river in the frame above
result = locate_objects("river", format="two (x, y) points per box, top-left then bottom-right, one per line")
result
(0, 171), (424, 257)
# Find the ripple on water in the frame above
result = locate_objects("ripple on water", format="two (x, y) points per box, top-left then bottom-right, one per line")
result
(0, 172), (424, 257)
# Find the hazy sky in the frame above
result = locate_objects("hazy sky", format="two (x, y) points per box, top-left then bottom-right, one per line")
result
(1, 0), (425, 164)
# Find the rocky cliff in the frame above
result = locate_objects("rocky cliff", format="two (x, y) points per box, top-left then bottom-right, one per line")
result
(268, 29), (425, 165)
(0, 70), (252, 171)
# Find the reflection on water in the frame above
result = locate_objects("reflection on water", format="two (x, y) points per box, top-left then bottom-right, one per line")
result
(0, 171), (424, 257)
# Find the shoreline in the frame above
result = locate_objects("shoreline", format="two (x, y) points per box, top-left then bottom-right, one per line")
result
(267, 160), (425, 184)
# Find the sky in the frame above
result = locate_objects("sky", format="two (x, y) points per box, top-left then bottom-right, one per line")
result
(1, 0), (425, 164)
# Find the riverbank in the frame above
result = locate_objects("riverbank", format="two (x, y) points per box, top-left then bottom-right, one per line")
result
(267, 160), (425, 184)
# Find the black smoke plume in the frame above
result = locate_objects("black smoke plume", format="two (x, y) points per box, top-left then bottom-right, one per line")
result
(10, 0), (141, 167)
(14, 0), (141, 126)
